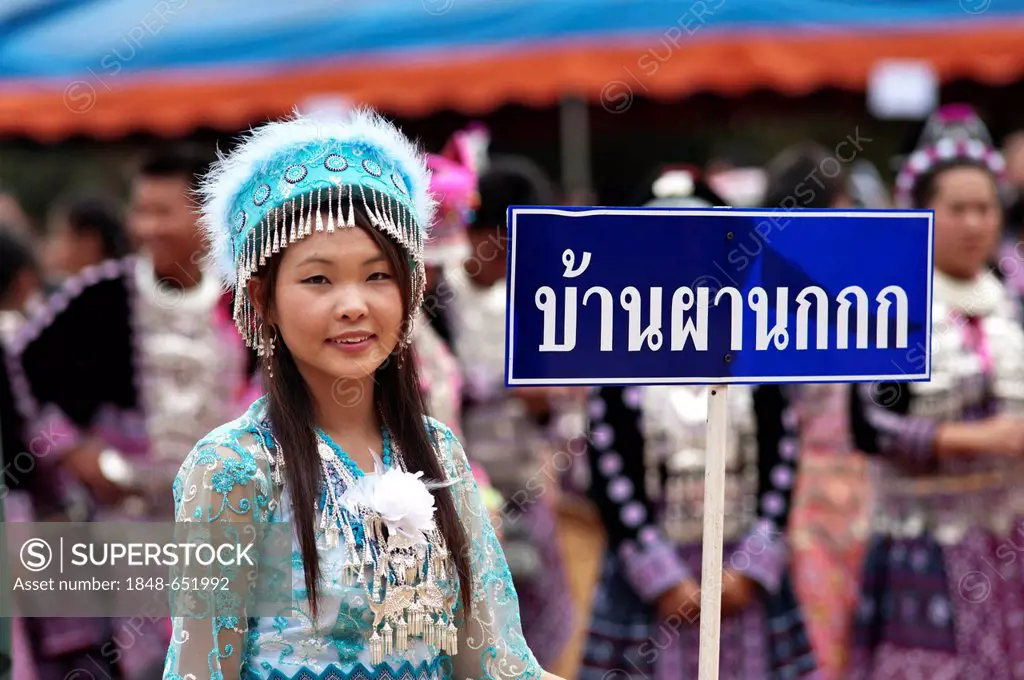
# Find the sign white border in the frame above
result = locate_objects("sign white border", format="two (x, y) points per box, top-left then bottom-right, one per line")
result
(505, 207), (934, 386)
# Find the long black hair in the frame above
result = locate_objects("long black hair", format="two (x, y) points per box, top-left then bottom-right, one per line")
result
(251, 206), (472, 621)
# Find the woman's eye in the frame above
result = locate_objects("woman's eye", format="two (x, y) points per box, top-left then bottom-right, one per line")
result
(302, 275), (329, 285)
(367, 272), (392, 281)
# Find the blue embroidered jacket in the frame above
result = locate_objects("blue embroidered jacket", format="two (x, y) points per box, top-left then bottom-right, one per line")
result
(162, 397), (541, 680)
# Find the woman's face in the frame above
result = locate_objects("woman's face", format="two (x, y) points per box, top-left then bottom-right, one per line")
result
(930, 165), (1002, 280)
(265, 226), (405, 389)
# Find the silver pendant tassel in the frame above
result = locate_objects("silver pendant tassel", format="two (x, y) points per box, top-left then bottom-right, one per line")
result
(326, 186), (336, 232)
(396, 617), (409, 651)
(382, 621), (393, 657)
(315, 188), (324, 232)
(369, 632), (383, 665)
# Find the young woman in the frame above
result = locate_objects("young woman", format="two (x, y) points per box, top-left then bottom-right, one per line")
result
(579, 169), (816, 680)
(162, 109), (564, 680)
(849, 131), (1024, 677)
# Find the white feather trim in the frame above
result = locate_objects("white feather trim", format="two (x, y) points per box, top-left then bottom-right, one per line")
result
(197, 106), (438, 286)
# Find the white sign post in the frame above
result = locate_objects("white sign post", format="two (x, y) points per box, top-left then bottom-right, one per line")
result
(698, 386), (729, 680)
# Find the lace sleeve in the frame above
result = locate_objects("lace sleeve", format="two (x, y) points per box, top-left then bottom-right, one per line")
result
(432, 422), (543, 680)
(162, 438), (274, 680)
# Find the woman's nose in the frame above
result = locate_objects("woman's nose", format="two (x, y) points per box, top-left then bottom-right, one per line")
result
(962, 209), (988, 234)
(332, 286), (369, 320)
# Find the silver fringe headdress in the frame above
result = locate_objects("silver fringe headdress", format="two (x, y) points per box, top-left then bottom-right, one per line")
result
(197, 108), (438, 353)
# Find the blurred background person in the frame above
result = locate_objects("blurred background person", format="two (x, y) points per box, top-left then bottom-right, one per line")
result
(444, 154), (577, 670)
(1, 224), (51, 680)
(4, 144), (257, 680)
(0, 226), (54, 514)
(762, 140), (853, 210)
(0, 228), (110, 680)
(1, 223), (111, 680)
(42, 195), (131, 279)
(7, 143), (257, 520)
(127, 144), (211, 290)
(578, 168), (815, 679)
(416, 125), (506, 528)
(1004, 129), (1024, 216)
(1, 330), (40, 680)
(754, 142), (879, 680)
(0, 188), (33, 237)
(847, 160), (892, 209)
(0, 226), (46, 344)
(1005, 130), (1024, 192)
(849, 112), (1024, 679)
(999, 129), (1024, 302)
(417, 125), (480, 438)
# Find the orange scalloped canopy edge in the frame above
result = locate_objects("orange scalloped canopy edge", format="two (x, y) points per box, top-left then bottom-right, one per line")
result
(1, 26), (1022, 142)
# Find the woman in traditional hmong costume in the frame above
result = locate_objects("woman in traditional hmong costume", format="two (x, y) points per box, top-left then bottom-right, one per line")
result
(442, 155), (576, 669)
(415, 126), (503, 514)
(847, 119), (1024, 679)
(4, 149), (257, 680)
(579, 170), (817, 680)
(162, 108), (566, 680)
(7, 147), (256, 523)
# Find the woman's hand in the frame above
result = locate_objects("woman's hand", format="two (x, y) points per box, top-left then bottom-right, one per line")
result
(936, 416), (1024, 458)
(654, 572), (756, 623)
(655, 579), (701, 622)
(64, 438), (129, 506)
(983, 416), (1024, 455)
(721, 569), (757, 617)
(508, 386), (592, 416)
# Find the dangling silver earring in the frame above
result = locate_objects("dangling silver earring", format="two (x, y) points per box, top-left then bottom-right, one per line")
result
(265, 325), (278, 378)
(397, 323), (413, 370)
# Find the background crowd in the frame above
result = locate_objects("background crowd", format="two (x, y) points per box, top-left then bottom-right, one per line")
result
(2, 2), (1024, 679)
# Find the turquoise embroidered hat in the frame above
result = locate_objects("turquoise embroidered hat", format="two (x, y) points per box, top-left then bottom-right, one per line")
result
(198, 107), (438, 354)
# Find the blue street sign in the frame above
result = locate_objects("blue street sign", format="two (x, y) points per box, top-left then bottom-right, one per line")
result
(504, 207), (934, 386)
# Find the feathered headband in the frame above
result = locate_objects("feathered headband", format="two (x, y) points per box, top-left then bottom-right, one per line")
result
(198, 107), (438, 353)
(894, 136), (1006, 208)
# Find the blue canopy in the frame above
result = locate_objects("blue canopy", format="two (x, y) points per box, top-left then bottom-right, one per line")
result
(1, 0), (1021, 140)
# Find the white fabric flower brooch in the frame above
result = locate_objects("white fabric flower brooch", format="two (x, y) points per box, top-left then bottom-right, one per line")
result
(342, 450), (456, 544)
